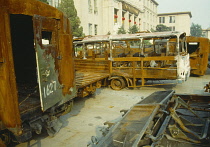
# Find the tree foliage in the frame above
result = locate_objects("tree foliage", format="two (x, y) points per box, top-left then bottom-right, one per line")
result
(155, 24), (170, 32)
(117, 26), (126, 34)
(190, 23), (203, 37)
(58, 0), (84, 37)
(128, 25), (139, 34)
(38, 0), (49, 4)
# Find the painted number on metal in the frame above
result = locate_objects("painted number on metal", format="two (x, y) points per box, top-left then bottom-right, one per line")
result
(43, 81), (56, 98)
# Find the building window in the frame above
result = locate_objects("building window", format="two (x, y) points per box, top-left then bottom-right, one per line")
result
(159, 17), (165, 23)
(114, 8), (119, 24)
(122, 12), (126, 27)
(150, 13), (152, 21)
(94, 0), (98, 14)
(89, 23), (92, 35)
(202, 31), (207, 37)
(94, 24), (98, 35)
(169, 16), (175, 23)
(88, 0), (92, 13)
(129, 14), (132, 27)
(134, 16), (137, 25)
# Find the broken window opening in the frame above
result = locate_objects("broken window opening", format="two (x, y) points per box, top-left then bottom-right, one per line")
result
(42, 31), (52, 45)
(187, 42), (200, 54)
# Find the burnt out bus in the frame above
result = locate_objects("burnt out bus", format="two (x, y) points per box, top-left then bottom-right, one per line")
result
(186, 36), (209, 76)
(74, 32), (190, 90)
(0, 0), (77, 145)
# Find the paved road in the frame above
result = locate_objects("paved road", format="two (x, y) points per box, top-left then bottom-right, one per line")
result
(16, 70), (210, 147)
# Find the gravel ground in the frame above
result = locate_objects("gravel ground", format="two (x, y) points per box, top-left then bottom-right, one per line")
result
(16, 69), (210, 147)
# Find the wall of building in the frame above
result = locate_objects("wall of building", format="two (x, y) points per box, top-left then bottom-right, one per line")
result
(158, 12), (192, 35)
(202, 28), (210, 39)
(46, 0), (158, 35)
(74, 0), (158, 35)
(47, 0), (193, 37)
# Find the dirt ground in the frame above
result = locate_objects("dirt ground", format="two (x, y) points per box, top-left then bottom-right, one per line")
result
(16, 70), (210, 147)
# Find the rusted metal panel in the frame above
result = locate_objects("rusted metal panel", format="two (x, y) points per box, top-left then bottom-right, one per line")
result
(0, 139), (6, 147)
(76, 71), (109, 97)
(75, 59), (109, 97)
(76, 72), (109, 88)
(0, 0), (76, 141)
(5, 0), (61, 19)
(75, 59), (110, 72)
(33, 15), (76, 111)
(186, 36), (209, 76)
(58, 34), (75, 95)
(0, 6), (22, 135)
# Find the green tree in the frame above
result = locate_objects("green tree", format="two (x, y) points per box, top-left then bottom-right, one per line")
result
(156, 24), (170, 32)
(128, 25), (139, 34)
(190, 23), (203, 37)
(117, 26), (126, 34)
(38, 0), (49, 4)
(58, 0), (84, 37)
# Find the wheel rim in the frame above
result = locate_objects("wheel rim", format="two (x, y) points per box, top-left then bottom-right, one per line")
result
(110, 78), (125, 90)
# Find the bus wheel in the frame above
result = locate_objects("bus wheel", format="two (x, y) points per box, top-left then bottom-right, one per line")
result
(110, 78), (125, 90)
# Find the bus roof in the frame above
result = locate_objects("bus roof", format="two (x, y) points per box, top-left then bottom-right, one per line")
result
(74, 31), (186, 44)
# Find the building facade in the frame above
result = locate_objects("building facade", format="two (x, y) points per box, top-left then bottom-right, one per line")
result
(73, 0), (158, 35)
(47, 0), (60, 7)
(157, 12), (192, 35)
(202, 28), (210, 39)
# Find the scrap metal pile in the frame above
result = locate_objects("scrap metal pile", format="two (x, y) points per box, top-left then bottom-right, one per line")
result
(89, 90), (210, 147)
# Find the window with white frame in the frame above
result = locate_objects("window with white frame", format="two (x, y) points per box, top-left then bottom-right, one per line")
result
(94, 24), (98, 35)
(94, 0), (98, 14)
(169, 16), (175, 23)
(159, 17), (165, 23)
(89, 23), (92, 35)
(88, 0), (92, 13)
(114, 8), (119, 24)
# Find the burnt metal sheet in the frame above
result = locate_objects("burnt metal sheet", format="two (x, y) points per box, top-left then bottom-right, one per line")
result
(0, 0), (76, 139)
(76, 72), (109, 88)
(0, 5), (22, 135)
(186, 36), (209, 76)
(33, 15), (76, 111)
(89, 91), (210, 147)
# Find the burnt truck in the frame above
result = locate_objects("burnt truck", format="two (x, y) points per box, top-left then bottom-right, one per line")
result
(88, 90), (210, 147)
(0, 0), (109, 145)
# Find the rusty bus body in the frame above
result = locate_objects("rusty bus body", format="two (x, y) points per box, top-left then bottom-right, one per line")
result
(0, 0), (78, 144)
(74, 32), (190, 90)
(186, 36), (209, 76)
